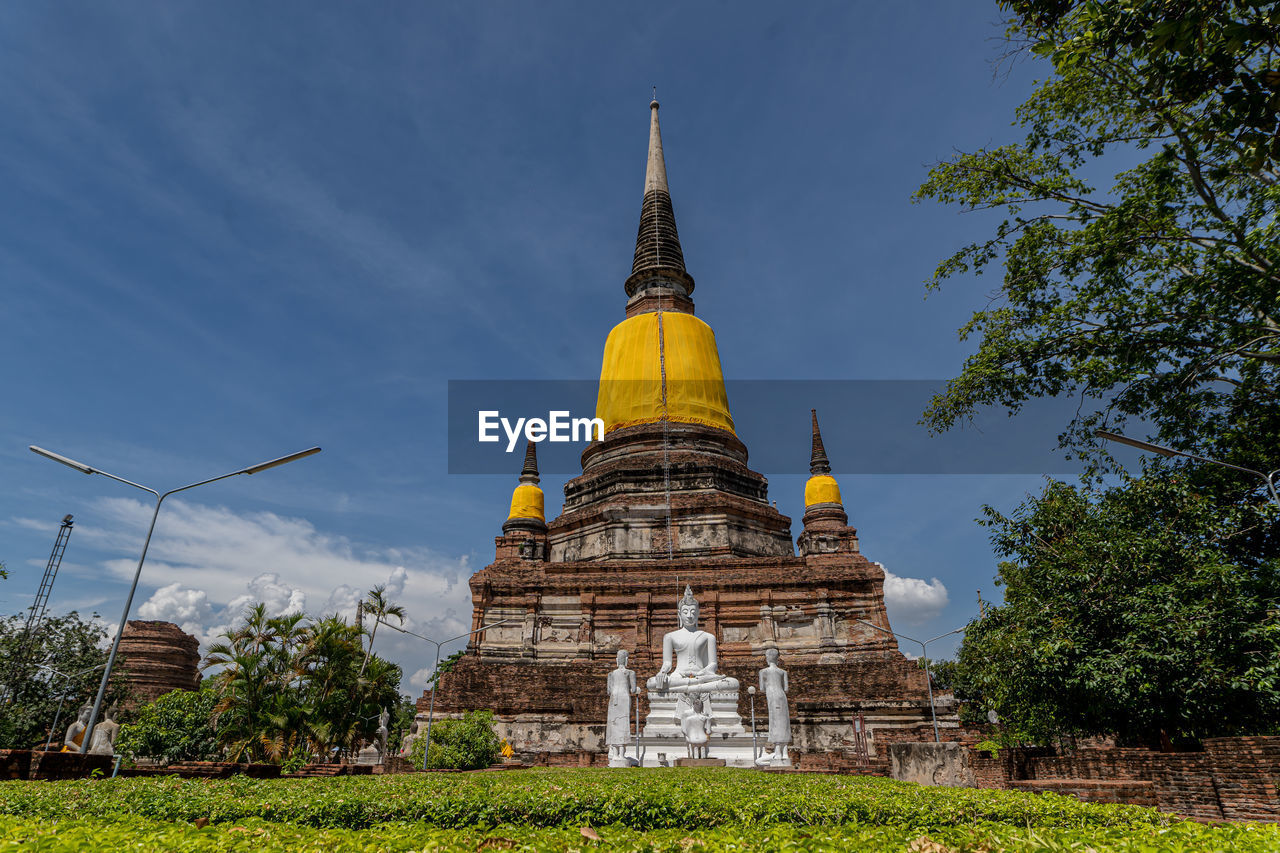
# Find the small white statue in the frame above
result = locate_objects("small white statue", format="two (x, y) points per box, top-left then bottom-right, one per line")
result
(63, 705), (92, 751)
(376, 708), (390, 757)
(399, 721), (420, 758)
(605, 649), (637, 766)
(646, 586), (738, 696)
(756, 648), (791, 765)
(680, 693), (713, 759)
(87, 706), (120, 756)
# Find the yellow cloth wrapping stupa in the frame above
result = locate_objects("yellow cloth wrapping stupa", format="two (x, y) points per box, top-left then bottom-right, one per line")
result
(804, 474), (842, 507)
(595, 311), (735, 434)
(506, 482), (545, 522)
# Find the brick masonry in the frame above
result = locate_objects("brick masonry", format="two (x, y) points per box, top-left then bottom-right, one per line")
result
(117, 620), (201, 708)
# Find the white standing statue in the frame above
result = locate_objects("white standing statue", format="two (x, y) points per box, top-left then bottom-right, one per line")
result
(376, 708), (390, 757)
(646, 586), (739, 696)
(756, 647), (792, 766)
(605, 649), (638, 767)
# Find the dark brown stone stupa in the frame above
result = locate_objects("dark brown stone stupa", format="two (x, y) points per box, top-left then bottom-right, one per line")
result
(423, 100), (951, 761)
(117, 620), (201, 708)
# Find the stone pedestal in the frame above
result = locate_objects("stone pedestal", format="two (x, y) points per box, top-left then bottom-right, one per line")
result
(888, 742), (975, 788)
(675, 757), (726, 767)
(354, 746), (382, 766)
(642, 689), (745, 738)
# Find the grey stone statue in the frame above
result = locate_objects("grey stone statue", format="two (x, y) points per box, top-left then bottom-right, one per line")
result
(376, 708), (390, 757)
(63, 705), (92, 751)
(87, 706), (120, 756)
(399, 721), (420, 758)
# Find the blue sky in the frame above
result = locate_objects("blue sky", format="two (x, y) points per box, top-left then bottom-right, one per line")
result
(1, 3), (1062, 691)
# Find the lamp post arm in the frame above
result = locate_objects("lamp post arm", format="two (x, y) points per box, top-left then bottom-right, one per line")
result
(377, 617), (519, 771)
(1095, 430), (1279, 507)
(81, 494), (163, 753)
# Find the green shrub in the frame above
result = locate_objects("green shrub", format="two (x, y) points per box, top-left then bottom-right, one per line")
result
(115, 684), (220, 763)
(2, 814), (1277, 852)
(406, 710), (501, 770)
(0, 769), (1172, 831)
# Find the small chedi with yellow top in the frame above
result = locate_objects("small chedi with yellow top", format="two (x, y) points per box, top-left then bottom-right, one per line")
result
(426, 99), (950, 763)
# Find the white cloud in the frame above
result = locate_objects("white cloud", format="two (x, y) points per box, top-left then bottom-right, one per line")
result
(137, 582), (214, 635)
(880, 565), (949, 626)
(409, 666), (436, 690)
(75, 497), (472, 687)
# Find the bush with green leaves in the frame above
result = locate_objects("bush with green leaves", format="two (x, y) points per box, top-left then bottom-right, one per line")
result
(406, 710), (501, 770)
(4, 768), (1278, 851)
(0, 768), (1175, 830)
(3, 814), (1278, 852)
(116, 684), (220, 763)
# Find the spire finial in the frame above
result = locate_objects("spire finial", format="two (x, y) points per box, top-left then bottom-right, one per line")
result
(519, 440), (540, 485)
(625, 99), (694, 298)
(810, 409), (831, 475)
(645, 95), (668, 194)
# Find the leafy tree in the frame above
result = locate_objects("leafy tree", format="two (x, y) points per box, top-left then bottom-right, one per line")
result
(115, 684), (219, 763)
(915, 0), (1279, 485)
(430, 650), (466, 688)
(0, 611), (126, 749)
(203, 604), (403, 764)
(358, 583), (406, 676)
(406, 710), (501, 770)
(388, 695), (417, 756)
(930, 659), (989, 726)
(959, 470), (1280, 745)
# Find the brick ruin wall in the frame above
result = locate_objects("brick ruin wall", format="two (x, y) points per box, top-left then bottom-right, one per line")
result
(117, 620), (201, 708)
(999, 737), (1280, 822)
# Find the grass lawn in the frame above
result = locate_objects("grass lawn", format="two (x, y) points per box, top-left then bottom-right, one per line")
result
(1, 768), (1277, 851)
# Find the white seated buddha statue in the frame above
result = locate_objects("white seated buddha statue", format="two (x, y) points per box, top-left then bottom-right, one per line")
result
(646, 586), (739, 695)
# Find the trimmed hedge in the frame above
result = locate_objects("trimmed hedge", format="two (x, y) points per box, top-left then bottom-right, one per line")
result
(0, 769), (1167, 831)
(2, 815), (1279, 852)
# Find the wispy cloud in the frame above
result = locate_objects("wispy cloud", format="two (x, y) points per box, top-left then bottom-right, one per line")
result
(28, 497), (474, 691)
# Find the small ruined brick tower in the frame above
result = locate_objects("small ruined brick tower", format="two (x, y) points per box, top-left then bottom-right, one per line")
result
(424, 100), (949, 760)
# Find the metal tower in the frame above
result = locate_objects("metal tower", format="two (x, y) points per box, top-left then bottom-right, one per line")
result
(1, 515), (74, 706)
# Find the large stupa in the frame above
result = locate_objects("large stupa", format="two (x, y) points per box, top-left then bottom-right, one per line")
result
(424, 100), (949, 761)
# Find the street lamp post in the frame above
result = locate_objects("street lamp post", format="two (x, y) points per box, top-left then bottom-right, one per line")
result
(377, 618), (519, 770)
(853, 619), (964, 743)
(34, 662), (106, 751)
(1094, 429), (1280, 507)
(29, 444), (321, 752)
(747, 685), (759, 762)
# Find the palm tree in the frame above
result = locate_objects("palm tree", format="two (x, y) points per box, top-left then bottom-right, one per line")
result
(359, 584), (406, 676)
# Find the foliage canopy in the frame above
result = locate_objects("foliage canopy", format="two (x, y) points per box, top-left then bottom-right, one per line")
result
(115, 683), (220, 763)
(916, 0), (1280, 486)
(0, 610), (123, 750)
(958, 471), (1280, 744)
(203, 599), (403, 764)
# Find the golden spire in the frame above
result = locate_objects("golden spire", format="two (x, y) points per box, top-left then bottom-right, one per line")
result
(504, 440), (545, 525)
(804, 409), (843, 508)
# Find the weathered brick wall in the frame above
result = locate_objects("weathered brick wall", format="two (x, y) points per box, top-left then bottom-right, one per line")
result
(117, 620), (201, 708)
(981, 737), (1280, 822)
(1008, 779), (1158, 808)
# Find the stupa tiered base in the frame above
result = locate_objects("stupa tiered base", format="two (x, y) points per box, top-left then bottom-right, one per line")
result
(420, 100), (957, 766)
